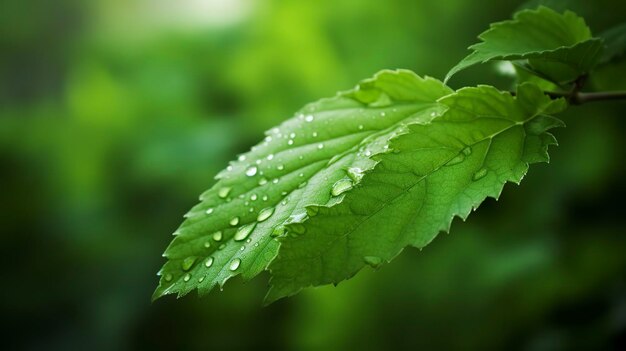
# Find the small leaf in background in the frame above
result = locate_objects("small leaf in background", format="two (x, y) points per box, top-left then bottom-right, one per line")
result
(445, 6), (603, 85)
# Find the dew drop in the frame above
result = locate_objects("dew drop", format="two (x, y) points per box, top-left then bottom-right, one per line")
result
(364, 150), (372, 157)
(312, 132), (318, 137)
(277, 164), (284, 171)
(218, 243), (226, 250)
(364, 256), (383, 268)
(262, 195), (268, 201)
(290, 224), (306, 235)
(288, 212), (307, 223)
(238, 155), (246, 161)
(218, 187), (231, 199)
(249, 207), (255, 212)
(212, 231), (223, 241)
(266, 154), (274, 160)
(183, 273), (191, 282)
(347, 167), (364, 182)
(287, 140), (294, 145)
(305, 115), (314, 122)
(198, 276), (205, 283)
(205, 208), (214, 215)
(181, 256), (196, 271)
(473, 168), (488, 181)
(317, 143), (324, 149)
(255, 159), (262, 165)
(234, 223), (256, 241)
(281, 191), (288, 196)
(358, 125), (364, 130)
(229, 258), (241, 271)
(203, 241), (211, 248)
(205, 257), (214, 267)
(272, 178), (279, 184)
(331, 178), (353, 196)
(226, 165), (233, 172)
(271, 226), (285, 237)
(298, 181), (307, 188)
(264, 135), (272, 142)
(289, 132), (296, 138)
(306, 206), (319, 216)
(230, 217), (240, 226)
(430, 111), (437, 117)
(446, 154), (465, 166)
(258, 178), (268, 186)
(240, 246), (245, 251)
(257, 207), (275, 222)
(380, 112), (386, 117)
(245, 166), (258, 177)
(164, 273), (173, 282)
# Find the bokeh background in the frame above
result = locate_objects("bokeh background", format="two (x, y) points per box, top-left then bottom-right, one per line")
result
(1, 0), (625, 350)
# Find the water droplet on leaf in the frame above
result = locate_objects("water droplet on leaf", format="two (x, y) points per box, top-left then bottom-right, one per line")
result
(245, 166), (258, 176)
(181, 257), (196, 271)
(347, 167), (364, 182)
(446, 154), (465, 166)
(234, 223), (256, 241)
(229, 258), (241, 271)
(212, 231), (223, 241)
(218, 187), (231, 199)
(331, 178), (353, 196)
(473, 168), (488, 181)
(257, 207), (274, 222)
(364, 256), (383, 268)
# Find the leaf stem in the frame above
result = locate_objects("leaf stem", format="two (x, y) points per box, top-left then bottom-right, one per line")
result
(542, 90), (626, 105)
(572, 91), (626, 104)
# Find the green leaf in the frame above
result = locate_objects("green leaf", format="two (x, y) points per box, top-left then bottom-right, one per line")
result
(266, 83), (566, 303)
(599, 22), (626, 64)
(153, 70), (453, 300)
(445, 6), (603, 85)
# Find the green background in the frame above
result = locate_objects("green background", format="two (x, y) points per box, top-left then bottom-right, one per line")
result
(1, 0), (625, 349)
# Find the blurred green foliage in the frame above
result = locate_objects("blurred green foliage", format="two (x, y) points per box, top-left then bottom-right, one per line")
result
(1, 0), (625, 350)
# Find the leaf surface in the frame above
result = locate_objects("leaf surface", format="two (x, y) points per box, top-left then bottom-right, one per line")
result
(266, 83), (566, 303)
(153, 70), (453, 300)
(445, 6), (603, 84)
